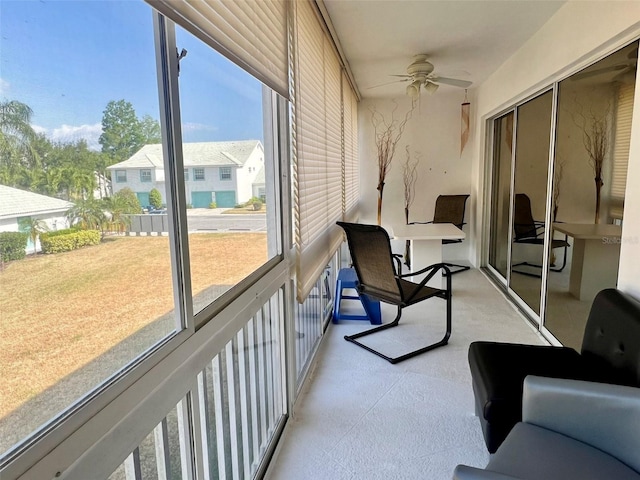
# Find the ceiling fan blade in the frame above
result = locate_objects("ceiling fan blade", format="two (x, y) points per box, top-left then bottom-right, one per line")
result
(571, 64), (627, 81)
(366, 78), (409, 89)
(390, 74), (412, 78)
(432, 76), (472, 88)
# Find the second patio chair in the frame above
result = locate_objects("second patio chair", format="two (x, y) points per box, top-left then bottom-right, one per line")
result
(411, 194), (471, 274)
(512, 193), (570, 277)
(336, 221), (452, 364)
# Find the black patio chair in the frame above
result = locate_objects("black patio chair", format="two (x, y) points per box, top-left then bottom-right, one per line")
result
(512, 193), (569, 277)
(411, 194), (471, 274)
(336, 221), (452, 364)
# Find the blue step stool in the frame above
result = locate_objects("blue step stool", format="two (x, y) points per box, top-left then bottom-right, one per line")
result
(333, 268), (382, 324)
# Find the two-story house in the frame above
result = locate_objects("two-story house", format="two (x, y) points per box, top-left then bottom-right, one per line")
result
(108, 140), (264, 208)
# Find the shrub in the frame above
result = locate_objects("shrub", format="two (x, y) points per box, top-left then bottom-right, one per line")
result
(186, 203), (193, 209)
(149, 188), (163, 209)
(0, 232), (28, 262)
(249, 196), (263, 211)
(40, 229), (101, 254)
(209, 202), (217, 209)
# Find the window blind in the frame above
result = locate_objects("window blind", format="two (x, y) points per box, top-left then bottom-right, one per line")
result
(611, 82), (635, 200)
(147, 0), (289, 99)
(293, 0), (349, 302)
(343, 73), (359, 220)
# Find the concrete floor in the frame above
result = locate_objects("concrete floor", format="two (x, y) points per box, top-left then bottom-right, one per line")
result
(266, 269), (547, 480)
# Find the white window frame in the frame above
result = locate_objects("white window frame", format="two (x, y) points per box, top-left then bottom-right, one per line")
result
(193, 168), (205, 181)
(219, 166), (232, 181)
(115, 170), (127, 183)
(140, 169), (152, 183)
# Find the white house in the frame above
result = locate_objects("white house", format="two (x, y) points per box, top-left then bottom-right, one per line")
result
(107, 140), (265, 208)
(0, 184), (73, 253)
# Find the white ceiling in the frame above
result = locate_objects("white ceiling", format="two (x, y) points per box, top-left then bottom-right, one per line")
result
(323, 0), (566, 98)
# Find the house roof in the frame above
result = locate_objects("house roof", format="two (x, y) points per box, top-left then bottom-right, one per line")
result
(107, 140), (262, 170)
(0, 184), (74, 220)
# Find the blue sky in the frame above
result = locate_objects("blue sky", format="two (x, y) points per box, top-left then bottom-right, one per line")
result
(0, 0), (264, 150)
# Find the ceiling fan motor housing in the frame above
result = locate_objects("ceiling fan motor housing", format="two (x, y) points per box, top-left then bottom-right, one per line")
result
(407, 55), (435, 77)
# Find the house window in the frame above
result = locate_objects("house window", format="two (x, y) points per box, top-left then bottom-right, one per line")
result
(184, 169), (189, 181)
(220, 167), (232, 181)
(194, 168), (205, 181)
(140, 169), (152, 182)
(115, 170), (127, 183)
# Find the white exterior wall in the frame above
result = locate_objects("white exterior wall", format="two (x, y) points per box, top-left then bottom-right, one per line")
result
(0, 212), (70, 253)
(111, 167), (161, 198)
(235, 147), (264, 203)
(471, 1), (640, 298)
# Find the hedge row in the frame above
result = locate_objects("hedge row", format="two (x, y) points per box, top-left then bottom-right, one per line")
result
(0, 232), (28, 262)
(40, 229), (101, 254)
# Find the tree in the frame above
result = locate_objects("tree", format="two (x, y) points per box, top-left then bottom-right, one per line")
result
(18, 217), (49, 255)
(0, 100), (39, 186)
(111, 187), (142, 214)
(149, 188), (163, 209)
(99, 100), (144, 165)
(139, 115), (162, 144)
(66, 199), (105, 231)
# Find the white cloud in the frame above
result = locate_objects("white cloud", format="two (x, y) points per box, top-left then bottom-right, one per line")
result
(182, 122), (218, 132)
(0, 78), (10, 96)
(32, 123), (103, 151)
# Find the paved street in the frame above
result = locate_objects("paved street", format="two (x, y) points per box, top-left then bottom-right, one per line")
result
(186, 208), (267, 232)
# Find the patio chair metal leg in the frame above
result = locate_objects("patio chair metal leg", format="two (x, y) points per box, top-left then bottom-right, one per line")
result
(343, 276), (452, 364)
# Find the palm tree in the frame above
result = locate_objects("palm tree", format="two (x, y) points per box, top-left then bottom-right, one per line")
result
(66, 199), (105, 231)
(0, 100), (39, 185)
(102, 195), (133, 234)
(18, 217), (50, 255)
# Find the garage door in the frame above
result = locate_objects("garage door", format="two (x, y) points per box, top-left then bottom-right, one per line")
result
(214, 191), (236, 208)
(136, 192), (150, 208)
(191, 191), (213, 208)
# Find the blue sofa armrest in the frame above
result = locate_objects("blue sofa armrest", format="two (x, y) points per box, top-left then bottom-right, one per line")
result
(523, 375), (640, 474)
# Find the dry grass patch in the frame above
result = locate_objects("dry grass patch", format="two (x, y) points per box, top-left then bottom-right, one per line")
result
(0, 233), (267, 417)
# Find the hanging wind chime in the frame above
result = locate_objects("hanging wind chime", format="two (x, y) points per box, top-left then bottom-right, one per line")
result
(460, 90), (470, 155)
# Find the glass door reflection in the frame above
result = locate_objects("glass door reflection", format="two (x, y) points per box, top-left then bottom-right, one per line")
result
(544, 41), (637, 348)
(488, 112), (514, 279)
(509, 90), (554, 315)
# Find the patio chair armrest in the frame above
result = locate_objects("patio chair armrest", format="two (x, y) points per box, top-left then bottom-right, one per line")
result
(453, 465), (522, 480)
(397, 262), (448, 279)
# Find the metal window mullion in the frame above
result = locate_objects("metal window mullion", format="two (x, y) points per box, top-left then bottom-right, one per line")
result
(505, 108), (518, 289)
(153, 418), (171, 480)
(124, 448), (142, 480)
(236, 329), (252, 478)
(246, 318), (261, 467)
(540, 84), (560, 325)
(212, 355), (228, 479)
(152, 13), (194, 333)
(225, 341), (241, 479)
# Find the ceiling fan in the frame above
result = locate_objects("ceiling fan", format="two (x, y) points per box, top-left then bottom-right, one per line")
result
(571, 47), (637, 82)
(369, 54), (472, 96)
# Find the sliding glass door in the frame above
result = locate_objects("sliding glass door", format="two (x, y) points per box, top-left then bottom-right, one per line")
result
(486, 41), (637, 344)
(509, 90), (554, 316)
(488, 112), (514, 279)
